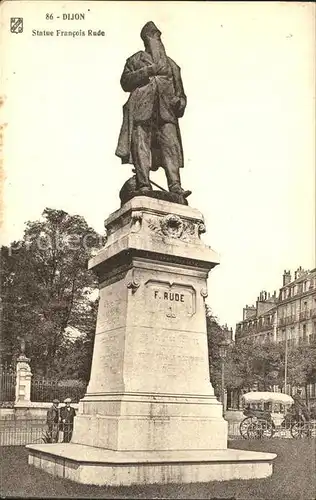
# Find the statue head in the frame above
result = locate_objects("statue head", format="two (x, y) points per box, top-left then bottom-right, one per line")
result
(140, 21), (161, 44)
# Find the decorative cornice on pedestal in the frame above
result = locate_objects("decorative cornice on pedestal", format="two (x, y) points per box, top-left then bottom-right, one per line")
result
(130, 211), (143, 233)
(105, 196), (204, 226)
(16, 354), (32, 371)
(200, 288), (208, 299)
(198, 222), (206, 236)
(126, 269), (141, 292)
(17, 354), (30, 363)
(90, 197), (219, 275)
(160, 214), (184, 238)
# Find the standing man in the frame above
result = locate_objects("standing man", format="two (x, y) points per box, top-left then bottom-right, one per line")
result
(293, 389), (310, 422)
(60, 398), (76, 443)
(46, 399), (60, 443)
(116, 21), (191, 199)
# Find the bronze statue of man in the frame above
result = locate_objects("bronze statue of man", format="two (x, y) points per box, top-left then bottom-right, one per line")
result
(115, 21), (190, 199)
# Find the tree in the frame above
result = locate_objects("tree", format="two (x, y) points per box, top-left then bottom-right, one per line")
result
(51, 298), (99, 381)
(208, 323), (285, 409)
(286, 339), (316, 404)
(225, 339), (255, 391)
(206, 306), (232, 397)
(229, 338), (284, 391)
(1, 208), (104, 377)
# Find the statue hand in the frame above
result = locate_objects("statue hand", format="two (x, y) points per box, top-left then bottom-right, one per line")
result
(148, 63), (171, 77)
(147, 64), (158, 76)
(171, 96), (180, 107)
(157, 63), (172, 77)
(158, 65), (170, 76)
(171, 96), (186, 117)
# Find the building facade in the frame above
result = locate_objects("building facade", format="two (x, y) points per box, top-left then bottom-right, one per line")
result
(235, 267), (316, 346)
(234, 267), (316, 402)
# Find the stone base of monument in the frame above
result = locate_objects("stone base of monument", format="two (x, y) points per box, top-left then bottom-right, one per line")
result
(27, 197), (276, 485)
(27, 444), (276, 486)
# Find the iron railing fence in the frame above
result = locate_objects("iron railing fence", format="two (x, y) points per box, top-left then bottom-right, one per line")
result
(0, 419), (46, 446)
(30, 378), (87, 403)
(0, 417), (315, 447)
(0, 365), (16, 402)
(228, 418), (316, 440)
(0, 419), (77, 446)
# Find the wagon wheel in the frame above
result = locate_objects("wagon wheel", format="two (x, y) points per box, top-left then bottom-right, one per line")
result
(290, 420), (308, 439)
(239, 417), (253, 439)
(293, 421), (316, 439)
(247, 419), (274, 440)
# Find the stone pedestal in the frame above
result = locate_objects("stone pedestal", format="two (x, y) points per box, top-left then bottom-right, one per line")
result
(72, 197), (226, 452)
(27, 197), (276, 484)
(15, 354), (32, 407)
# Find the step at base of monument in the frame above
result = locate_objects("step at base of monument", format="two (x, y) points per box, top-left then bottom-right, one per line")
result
(27, 443), (277, 486)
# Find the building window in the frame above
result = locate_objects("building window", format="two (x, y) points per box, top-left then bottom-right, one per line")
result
(302, 324), (307, 343)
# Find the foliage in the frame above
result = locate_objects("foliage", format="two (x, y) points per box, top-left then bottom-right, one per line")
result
(206, 306), (233, 396)
(0, 401), (14, 408)
(207, 306), (286, 395)
(41, 430), (52, 443)
(286, 338), (316, 400)
(1, 208), (104, 378)
(48, 298), (99, 381)
(240, 339), (284, 391)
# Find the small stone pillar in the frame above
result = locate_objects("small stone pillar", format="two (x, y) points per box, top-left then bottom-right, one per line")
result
(15, 342), (32, 406)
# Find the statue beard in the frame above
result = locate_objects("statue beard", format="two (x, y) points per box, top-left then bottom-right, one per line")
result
(146, 36), (168, 66)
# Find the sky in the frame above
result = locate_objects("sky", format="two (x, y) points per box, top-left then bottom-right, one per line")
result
(1, 1), (315, 329)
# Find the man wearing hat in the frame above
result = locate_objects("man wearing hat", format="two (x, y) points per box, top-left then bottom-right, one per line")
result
(46, 399), (60, 443)
(293, 389), (310, 422)
(60, 398), (76, 443)
(116, 21), (190, 200)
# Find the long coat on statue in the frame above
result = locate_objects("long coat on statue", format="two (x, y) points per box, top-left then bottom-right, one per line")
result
(115, 50), (187, 169)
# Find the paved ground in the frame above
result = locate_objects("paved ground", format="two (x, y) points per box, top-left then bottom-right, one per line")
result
(0, 439), (315, 499)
